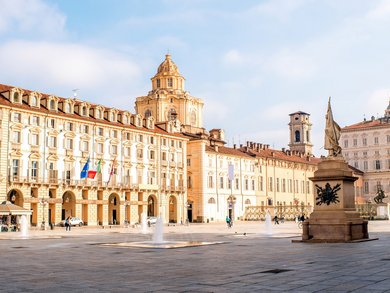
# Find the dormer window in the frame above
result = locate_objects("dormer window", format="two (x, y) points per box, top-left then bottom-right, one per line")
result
(123, 115), (128, 124)
(50, 100), (56, 110)
(13, 92), (20, 103)
(64, 103), (70, 113)
(110, 112), (115, 122)
(31, 96), (38, 107)
(96, 109), (101, 119)
(82, 106), (87, 116)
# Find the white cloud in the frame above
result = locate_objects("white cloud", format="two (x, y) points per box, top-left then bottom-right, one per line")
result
(265, 49), (317, 79)
(222, 49), (244, 65)
(0, 40), (142, 104)
(0, 0), (66, 37)
(367, 0), (390, 20)
(250, 0), (306, 21)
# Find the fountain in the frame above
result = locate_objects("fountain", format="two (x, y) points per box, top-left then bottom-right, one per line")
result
(102, 215), (223, 249)
(264, 210), (273, 236)
(20, 215), (29, 238)
(152, 216), (164, 244)
(140, 213), (148, 234)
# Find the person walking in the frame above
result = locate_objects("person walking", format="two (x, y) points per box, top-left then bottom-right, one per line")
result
(65, 216), (71, 231)
(226, 215), (231, 228)
(273, 215), (279, 225)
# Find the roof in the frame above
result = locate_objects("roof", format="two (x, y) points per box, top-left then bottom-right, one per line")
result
(0, 201), (32, 216)
(342, 119), (390, 131)
(0, 83), (187, 139)
(243, 147), (321, 165)
(206, 144), (321, 165)
(206, 145), (253, 158)
(155, 54), (182, 77)
(289, 111), (310, 116)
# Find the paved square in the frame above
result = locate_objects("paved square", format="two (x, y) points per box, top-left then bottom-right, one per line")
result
(1, 221), (389, 292)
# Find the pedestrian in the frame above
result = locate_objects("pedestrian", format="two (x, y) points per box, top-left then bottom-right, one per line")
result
(226, 215), (231, 228)
(65, 216), (71, 231)
(273, 215), (279, 225)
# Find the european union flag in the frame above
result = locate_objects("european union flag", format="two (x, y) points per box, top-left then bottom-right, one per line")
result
(80, 158), (90, 179)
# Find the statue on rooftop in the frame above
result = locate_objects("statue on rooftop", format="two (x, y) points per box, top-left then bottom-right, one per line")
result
(324, 97), (342, 157)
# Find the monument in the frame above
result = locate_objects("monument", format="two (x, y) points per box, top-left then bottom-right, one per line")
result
(301, 98), (371, 242)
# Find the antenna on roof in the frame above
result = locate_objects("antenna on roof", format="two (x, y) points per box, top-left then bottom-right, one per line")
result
(72, 89), (79, 98)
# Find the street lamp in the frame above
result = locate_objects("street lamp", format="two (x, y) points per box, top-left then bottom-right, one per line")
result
(39, 198), (48, 230)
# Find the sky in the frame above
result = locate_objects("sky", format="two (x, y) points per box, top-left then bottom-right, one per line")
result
(1, 0), (390, 157)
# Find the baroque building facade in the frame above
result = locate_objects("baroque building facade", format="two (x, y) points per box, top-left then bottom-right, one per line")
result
(135, 54), (320, 222)
(4, 54), (370, 226)
(341, 102), (390, 202)
(0, 83), (188, 227)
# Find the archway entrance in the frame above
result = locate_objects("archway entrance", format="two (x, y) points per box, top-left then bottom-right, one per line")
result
(168, 196), (177, 223)
(108, 193), (120, 225)
(62, 191), (75, 220)
(147, 195), (157, 217)
(7, 189), (23, 206)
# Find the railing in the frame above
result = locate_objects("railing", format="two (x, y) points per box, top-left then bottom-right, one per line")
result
(7, 175), (185, 191)
(244, 204), (313, 221)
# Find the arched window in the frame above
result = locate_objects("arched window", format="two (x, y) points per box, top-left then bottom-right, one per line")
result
(123, 115), (128, 124)
(168, 108), (177, 121)
(208, 197), (216, 204)
(82, 106), (87, 116)
(31, 96), (37, 107)
(145, 109), (152, 118)
(50, 100), (55, 110)
(295, 130), (300, 142)
(245, 199), (251, 205)
(96, 110), (101, 119)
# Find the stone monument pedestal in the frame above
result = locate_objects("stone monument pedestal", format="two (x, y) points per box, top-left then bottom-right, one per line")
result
(301, 158), (371, 242)
(376, 203), (389, 220)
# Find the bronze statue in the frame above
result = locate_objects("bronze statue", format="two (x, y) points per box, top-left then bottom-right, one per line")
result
(324, 97), (342, 157)
(374, 189), (387, 204)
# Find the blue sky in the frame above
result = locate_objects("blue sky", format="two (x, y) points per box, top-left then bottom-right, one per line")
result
(1, 0), (390, 156)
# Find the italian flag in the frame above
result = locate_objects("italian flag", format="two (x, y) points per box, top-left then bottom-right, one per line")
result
(88, 159), (102, 179)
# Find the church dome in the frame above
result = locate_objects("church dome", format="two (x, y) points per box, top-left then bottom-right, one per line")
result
(156, 54), (181, 76)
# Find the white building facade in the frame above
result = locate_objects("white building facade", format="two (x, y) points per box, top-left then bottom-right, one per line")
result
(341, 102), (390, 202)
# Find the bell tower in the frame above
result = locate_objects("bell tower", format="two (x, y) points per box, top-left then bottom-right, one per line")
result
(288, 111), (313, 156)
(135, 54), (204, 134)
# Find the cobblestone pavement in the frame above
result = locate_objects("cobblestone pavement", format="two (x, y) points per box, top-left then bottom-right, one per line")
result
(1, 221), (390, 292)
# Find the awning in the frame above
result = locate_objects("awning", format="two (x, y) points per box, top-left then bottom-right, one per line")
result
(0, 201), (32, 216)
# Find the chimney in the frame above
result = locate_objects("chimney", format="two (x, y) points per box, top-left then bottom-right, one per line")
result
(233, 144), (236, 149)
(282, 148), (285, 153)
(240, 144), (243, 148)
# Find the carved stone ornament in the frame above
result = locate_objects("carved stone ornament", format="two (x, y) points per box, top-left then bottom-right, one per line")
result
(315, 182), (341, 206)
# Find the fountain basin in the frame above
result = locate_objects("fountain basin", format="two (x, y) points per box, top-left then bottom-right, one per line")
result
(102, 241), (225, 249)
